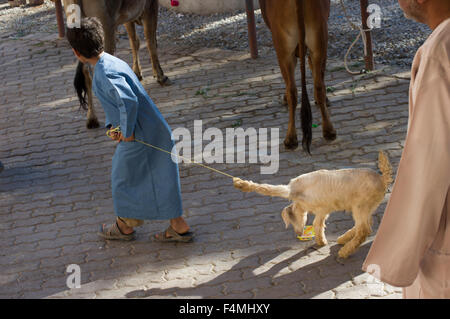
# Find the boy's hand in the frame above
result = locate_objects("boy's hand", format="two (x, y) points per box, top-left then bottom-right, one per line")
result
(109, 131), (122, 141)
(119, 132), (135, 142)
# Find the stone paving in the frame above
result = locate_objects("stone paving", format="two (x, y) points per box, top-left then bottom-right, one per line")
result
(0, 31), (411, 299)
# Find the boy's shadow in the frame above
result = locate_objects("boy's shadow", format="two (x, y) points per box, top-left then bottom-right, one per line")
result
(125, 242), (372, 299)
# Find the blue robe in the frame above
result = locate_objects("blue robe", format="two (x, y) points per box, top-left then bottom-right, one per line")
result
(92, 52), (183, 221)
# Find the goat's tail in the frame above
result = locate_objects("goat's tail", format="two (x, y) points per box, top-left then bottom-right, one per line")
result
(296, 0), (312, 154)
(233, 178), (290, 199)
(378, 150), (393, 190)
(74, 61), (88, 110)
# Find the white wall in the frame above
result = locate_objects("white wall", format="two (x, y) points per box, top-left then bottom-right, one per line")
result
(159, 0), (259, 15)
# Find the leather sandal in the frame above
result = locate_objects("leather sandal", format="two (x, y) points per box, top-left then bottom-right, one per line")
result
(98, 222), (136, 241)
(153, 225), (193, 243)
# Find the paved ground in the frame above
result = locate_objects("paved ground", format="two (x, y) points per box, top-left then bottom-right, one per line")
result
(0, 30), (411, 298)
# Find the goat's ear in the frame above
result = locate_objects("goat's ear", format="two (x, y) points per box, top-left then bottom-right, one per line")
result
(281, 209), (291, 229)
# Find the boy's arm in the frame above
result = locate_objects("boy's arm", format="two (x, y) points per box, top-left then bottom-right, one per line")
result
(106, 74), (138, 139)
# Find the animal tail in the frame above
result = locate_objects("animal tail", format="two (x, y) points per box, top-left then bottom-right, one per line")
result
(233, 177), (290, 199)
(296, 0), (312, 154)
(378, 150), (393, 190)
(74, 61), (88, 110)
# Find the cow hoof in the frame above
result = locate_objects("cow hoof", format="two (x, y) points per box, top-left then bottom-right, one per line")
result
(284, 137), (299, 150)
(158, 76), (172, 86)
(323, 130), (337, 141)
(86, 118), (100, 129)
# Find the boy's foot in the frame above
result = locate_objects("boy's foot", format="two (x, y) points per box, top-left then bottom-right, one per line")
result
(98, 222), (136, 241)
(153, 225), (194, 243)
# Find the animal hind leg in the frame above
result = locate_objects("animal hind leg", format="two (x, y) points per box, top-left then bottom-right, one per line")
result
(277, 52), (299, 149)
(337, 226), (356, 245)
(142, 0), (171, 86)
(125, 22), (143, 81)
(338, 208), (373, 259)
(308, 54), (330, 107)
(308, 49), (336, 141)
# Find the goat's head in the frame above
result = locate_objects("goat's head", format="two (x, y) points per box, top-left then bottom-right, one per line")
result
(281, 204), (305, 236)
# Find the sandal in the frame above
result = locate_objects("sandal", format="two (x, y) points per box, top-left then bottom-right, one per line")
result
(98, 222), (136, 241)
(153, 225), (194, 243)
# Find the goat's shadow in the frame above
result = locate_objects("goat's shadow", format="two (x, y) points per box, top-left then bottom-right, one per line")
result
(126, 241), (372, 299)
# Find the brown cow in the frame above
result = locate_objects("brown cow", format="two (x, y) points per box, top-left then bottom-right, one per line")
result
(259, 0), (336, 153)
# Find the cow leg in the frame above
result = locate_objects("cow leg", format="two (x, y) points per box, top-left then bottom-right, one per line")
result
(124, 22), (143, 81)
(308, 54), (330, 107)
(102, 22), (117, 55)
(278, 53), (299, 149)
(82, 64), (99, 129)
(309, 49), (336, 141)
(142, 0), (171, 86)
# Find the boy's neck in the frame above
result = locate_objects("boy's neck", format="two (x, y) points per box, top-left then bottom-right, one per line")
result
(86, 51), (105, 66)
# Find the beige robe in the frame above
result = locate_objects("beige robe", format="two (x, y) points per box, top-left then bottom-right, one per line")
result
(362, 17), (450, 299)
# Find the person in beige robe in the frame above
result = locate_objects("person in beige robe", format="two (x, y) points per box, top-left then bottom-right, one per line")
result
(362, 0), (450, 299)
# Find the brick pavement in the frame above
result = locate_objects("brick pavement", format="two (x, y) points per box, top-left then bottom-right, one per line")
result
(0, 33), (410, 299)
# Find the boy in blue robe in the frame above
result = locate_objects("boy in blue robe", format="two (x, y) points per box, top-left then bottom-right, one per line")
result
(66, 17), (193, 242)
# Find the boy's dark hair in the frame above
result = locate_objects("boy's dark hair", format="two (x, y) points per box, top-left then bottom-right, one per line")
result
(66, 17), (104, 58)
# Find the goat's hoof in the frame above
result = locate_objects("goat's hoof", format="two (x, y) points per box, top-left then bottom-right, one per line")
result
(323, 130), (337, 141)
(335, 256), (346, 265)
(86, 118), (100, 129)
(284, 137), (299, 150)
(158, 76), (172, 86)
(136, 74), (143, 81)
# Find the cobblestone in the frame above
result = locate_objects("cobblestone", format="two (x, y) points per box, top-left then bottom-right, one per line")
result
(0, 28), (410, 299)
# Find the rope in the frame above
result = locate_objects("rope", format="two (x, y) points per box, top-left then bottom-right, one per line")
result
(338, 0), (411, 81)
(106, 126), (237, 179)
(339, 0), (372, 75)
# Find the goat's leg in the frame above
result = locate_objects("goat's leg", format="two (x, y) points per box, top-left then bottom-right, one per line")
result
(338, 208), (373, 259)
(124, 22), (143, 81)
(336, 226), (356, 245)
(142, 0), (171, 86)
(83, 64), (99, 129)
(313, 214), (328, 247)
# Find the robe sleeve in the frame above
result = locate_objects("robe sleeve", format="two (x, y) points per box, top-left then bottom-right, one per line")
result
(362, 57), (450, 287)
(105, 74), (138, 139)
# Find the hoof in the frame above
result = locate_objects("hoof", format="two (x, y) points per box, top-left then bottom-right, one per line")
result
(133, 69), (143, 81)
(284, 137), (299, 150)
(335, 256), (346, 265)
(326, 97), (331, 108)
(158, 76), (172, 86)
(86, 118), (100, 129)
(323, 130), (337, 141)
